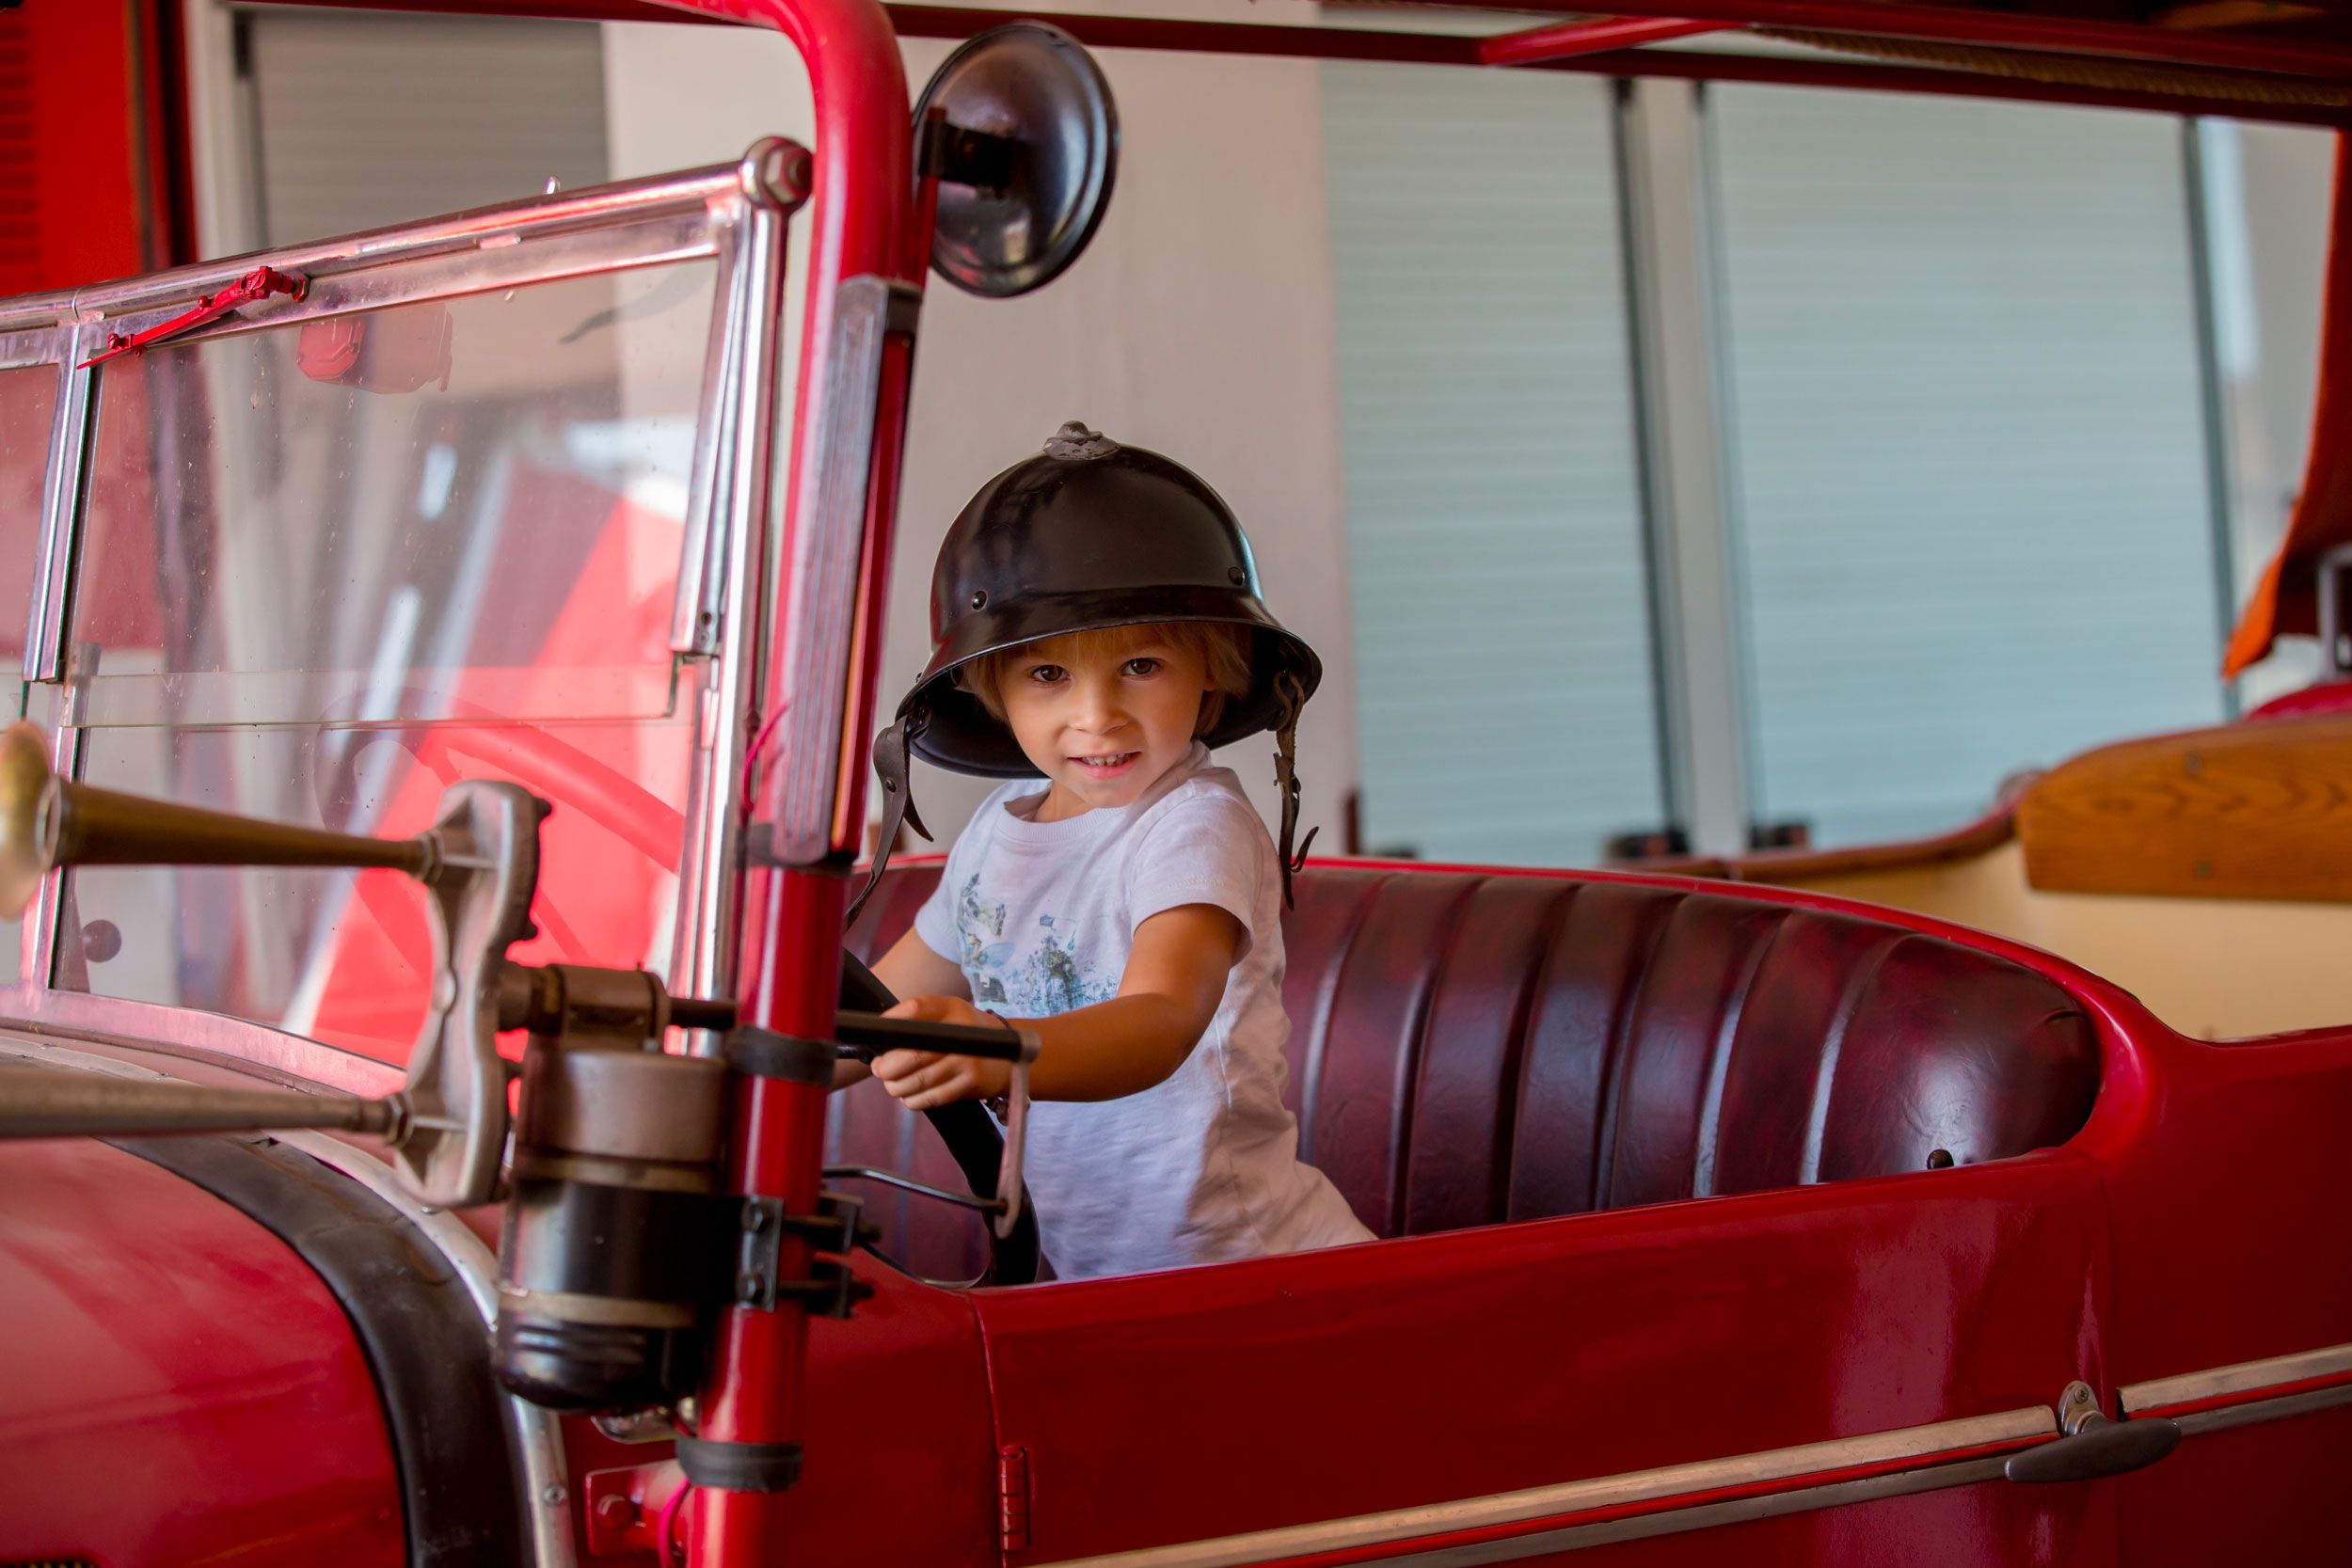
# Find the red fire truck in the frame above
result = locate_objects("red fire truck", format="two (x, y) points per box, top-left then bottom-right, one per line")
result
(2, 3), (2350, 1565)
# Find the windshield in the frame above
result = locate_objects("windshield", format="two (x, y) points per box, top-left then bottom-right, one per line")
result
(56, 260), (719, 1061)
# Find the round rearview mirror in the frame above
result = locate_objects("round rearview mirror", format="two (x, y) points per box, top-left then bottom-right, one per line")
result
(914, 23), (1119, 298)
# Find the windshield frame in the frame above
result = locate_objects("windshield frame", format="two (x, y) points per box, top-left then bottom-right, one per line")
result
(1, 149), (805, 1075)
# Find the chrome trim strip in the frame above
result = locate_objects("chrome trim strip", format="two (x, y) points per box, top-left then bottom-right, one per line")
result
(0, 1039), (572, 1568)
(0, 325), (69, 368)
(1361, 1452), (2021, 1568)
(85, 210), (722, 346)
(0, 293), (73, 335)
(27, 336), (92, 684)
(1035, 1406), (2054, 1568)
(2170, 1382), (2352, 1437)
(762, 273), (893, 864)
(2121, 1342), (2352, 1418)
(0, 990), (402, 1098)
(668, 217), (745, 658)
(272, 1129), (577, 1568)
(72, 163), (744, 318)
(679, 162), (796, 1004)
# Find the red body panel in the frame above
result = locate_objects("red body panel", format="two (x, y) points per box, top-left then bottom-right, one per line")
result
(962, 1149), (2119, 1564)
(0, 1139), (404, 1566)
(2098, 1024), (2352, 1560)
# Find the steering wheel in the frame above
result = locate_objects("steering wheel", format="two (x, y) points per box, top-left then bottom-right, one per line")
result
(840, 950), (1041, 1287)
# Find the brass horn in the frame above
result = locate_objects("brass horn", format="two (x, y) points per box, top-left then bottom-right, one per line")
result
(0, 721), (434, 916)
(0, 722), (542, 1209)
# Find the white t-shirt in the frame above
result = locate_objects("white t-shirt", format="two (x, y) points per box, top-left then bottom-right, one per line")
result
(912, 742), (1373, 1280)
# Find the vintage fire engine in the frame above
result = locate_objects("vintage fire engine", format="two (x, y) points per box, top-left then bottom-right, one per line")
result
(2, 1), (2350, 1565)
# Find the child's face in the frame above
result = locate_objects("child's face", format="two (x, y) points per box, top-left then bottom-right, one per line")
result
(995, 626), (1215, 814)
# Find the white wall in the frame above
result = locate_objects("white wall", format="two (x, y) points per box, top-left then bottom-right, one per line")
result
(600, 20), (1359, 850)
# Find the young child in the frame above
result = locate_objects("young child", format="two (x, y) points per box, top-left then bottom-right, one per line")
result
(845, 423), (1372, 1280)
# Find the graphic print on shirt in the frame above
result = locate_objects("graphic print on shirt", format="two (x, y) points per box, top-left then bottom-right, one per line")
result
(954, 873), (1118, 1016)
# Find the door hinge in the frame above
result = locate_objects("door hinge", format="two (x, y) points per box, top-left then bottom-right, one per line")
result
(998, 1444), (1031, 1554)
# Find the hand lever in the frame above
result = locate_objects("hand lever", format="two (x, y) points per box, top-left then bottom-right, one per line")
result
(2006, 1381), (2182, 1484)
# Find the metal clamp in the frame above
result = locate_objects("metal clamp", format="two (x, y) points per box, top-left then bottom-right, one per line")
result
(734, 1192), (877, 1317)
(2319, 545), (2352, 678)
(674, 1434), (803, 1494)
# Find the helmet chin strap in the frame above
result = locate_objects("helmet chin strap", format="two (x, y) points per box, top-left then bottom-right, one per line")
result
(846, 710), (932, 929)
(1272, 671), (1316, 911)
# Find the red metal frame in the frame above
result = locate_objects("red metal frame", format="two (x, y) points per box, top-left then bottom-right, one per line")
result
(1440, 0), (2352, 79)
(878, 8), (2352, 129)
(630, 4), (916, 1563)
(252, 0), (2352, 130)
(1479, 16), (1724, 67)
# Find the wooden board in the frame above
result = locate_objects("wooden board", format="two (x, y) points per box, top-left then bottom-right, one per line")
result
(2018, 715), (2352, 901)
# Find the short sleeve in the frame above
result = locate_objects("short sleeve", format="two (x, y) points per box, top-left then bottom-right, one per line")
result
(1122, 792), (1269, 960)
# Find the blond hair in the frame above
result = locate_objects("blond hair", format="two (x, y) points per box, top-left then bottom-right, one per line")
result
(962, 621), (1252, 737)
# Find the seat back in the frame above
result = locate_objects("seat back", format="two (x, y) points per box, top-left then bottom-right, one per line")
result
(840, 862), (2098, 1262)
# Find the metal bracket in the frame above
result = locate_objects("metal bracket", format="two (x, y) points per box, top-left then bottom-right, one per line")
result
(734, 1191), (877, 1317)
(2318, 545), (2352, 678)
(2005, 1379), (2182, 1484)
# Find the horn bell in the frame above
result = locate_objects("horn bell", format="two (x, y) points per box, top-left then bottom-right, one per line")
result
(0, 723), (56, 920)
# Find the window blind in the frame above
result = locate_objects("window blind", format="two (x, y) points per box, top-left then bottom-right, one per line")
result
(1322, 64), (1665, 864)
(1708, 86), (2227, 847)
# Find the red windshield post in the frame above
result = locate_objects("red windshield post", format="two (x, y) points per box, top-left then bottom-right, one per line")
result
(647, 3), (915, 1564)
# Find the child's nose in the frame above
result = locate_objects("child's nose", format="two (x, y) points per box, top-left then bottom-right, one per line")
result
(1070, 672), (1128, 732)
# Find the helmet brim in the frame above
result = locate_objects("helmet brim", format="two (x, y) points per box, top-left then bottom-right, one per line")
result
(900, 600), (1322, 777)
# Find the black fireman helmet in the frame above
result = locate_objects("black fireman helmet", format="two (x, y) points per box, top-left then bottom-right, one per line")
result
(850, 423), (1322, 921)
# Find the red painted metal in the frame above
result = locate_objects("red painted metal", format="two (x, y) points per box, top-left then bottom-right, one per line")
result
(602, 3), (918, 1563)
(1480, 16), (1724, 67)
(1402, 0), (2352, 80)
(964, 1148), (2119, 1562)
(250, 0), (2352, 128)
(582, 1461), (689, 1557)
(78, 263), (305, 367)
(0, 1), (190, 296)
(0, 1140), (404, 1566)
(875, 8), (2352, 130)
(2247, 678), (2352, 721)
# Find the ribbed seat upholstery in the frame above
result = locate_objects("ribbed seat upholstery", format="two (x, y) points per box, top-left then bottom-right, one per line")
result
(838, 862), (2098, 1269)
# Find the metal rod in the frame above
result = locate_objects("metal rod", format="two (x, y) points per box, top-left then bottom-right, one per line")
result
(821, 1163), (1003, 1212)
(834, 1008), (1038, 1064)
(1449, 0), (2352, 80)
(1482, 18), (1724, 68)
(53, 779), (434, 876)
(874, 8), (2352, 128)
(0, 1064), (399, 1140)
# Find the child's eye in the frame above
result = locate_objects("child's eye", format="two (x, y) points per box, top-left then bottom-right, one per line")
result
(1025, 663), (1066, 685)
(1122, 657), (1162, 677)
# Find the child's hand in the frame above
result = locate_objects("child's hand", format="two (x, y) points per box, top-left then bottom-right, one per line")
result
(872, 994), (1016, 1111)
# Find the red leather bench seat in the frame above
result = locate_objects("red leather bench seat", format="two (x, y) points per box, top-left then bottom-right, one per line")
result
(839, 863), (2098, 1272)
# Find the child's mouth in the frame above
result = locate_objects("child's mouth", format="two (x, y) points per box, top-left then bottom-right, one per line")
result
(1071, 752), (1139, 779)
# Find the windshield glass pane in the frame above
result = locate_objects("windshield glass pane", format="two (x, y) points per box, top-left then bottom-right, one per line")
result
(71, 262), (710, 727)
(0, 361), (57, 987)
(57, 261), (716, 1062)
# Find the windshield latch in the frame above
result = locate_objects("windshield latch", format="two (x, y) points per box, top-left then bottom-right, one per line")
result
(80, 264), (307, 368)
